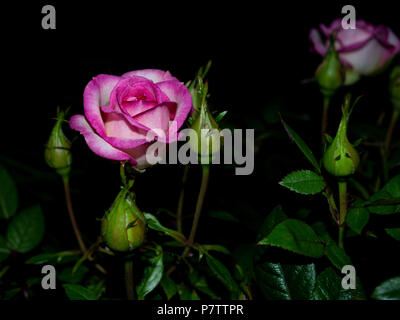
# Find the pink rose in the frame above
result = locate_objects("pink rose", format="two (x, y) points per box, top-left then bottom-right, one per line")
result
(70, 69), (192, 169)
(310, 19), (400, 82)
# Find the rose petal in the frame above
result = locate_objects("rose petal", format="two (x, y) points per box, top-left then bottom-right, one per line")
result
(69, 114), (135, 163)
(123, 143), (153, 169)
(100, 106), (151, 132)
(103, 136), (148, 149)
(106, 76), (170, 116)
(122, 69), (178, 83)
(156, 80), (193, 136)
(84, 74), (123, 137)
(133, 103), (171, 137)
(309, 29), (327, 55)
(102, 110), (149, 141)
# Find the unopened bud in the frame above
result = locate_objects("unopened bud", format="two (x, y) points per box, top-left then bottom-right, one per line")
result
(101, 188), (146, 252)
(315, 38), (345, 97)
(45, 109), (72, 178)
(189, 103), (222, 162)
(323, 96), (360, 177)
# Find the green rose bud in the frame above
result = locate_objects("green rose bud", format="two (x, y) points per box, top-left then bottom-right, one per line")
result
(189, 102), (222, 162)
(389, 65), (400, 109)
(101, 187), (146, 252)
(315, 38), (345, 97)
(45, 108), (72, 178)
(323, 96), (360, 177)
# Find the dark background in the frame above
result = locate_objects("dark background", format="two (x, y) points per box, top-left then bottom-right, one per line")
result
(1, 1), (400, 299)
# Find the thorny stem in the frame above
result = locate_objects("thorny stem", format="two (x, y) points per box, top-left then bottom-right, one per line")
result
(321, 95), (331, 145)
(324, 186), (339, 224)
(384, 108), (399, 154)
(177, 165), (190, 233)
(125, 260), (135, 300)
(63, 177), (107, 275)
(183, 165), (210, 257)
(63, 177), (87, 254)
(381, 109), (399, 183)
(338, 180), (348, 249)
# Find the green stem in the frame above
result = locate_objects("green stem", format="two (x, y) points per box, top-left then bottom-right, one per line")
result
(62, 176), (87, 254)
(321, 95), (331, 145)
(183, 165), (210, 256)
(177, 165), (190, 233)
(381, 109), (399, 183)
(384, 108), (399, 153)
(338, 180), (348, 249)
(125, 260), (135, 300)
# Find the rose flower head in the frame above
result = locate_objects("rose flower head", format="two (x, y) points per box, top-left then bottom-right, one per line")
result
(70, 69), (193, 169)
(310, 19), (400, 85)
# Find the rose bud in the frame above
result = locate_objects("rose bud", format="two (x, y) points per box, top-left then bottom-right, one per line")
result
(189, 101), (221, 162)
(45, 108), (72, 178)
(315, 38), (344, 97)
(323, 96), (360, 177)
(390, 65), (400, 109)
(101, 187), (146, 252)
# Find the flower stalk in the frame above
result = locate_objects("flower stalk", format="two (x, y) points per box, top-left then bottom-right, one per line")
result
(321, 95), (331, 145)
(176, 164), (190, 233)
(63, 177), (88, 254)
(338, 180), (348, 249)
(125, 260), (135, 300)
(183, 164), (210, 256)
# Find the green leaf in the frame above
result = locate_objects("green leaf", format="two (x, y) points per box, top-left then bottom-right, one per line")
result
(178, 285), (200, 300)
(385, 228), (400, 241)
(312, 267), (342, 300)
(144, 213), (186, 244)
(6, 205), (45, 253)
(312, 267), (363, 300)
(208, 210), (239, 223)
(257, 205), (287, 241)
(188, 270), (220, 299)
(325, 243), (352, 270)
(346, 206), (369, 234)
(25, 253), (56, 264)
(200, 244), (230, 255)
(312, 222), (352, 270)
(0, 164), (18, 219)
(280, 118), (321, 173)
(206, 255), (239, 293)
(136, 244), (164, 300)
(57, 265), (89, 284)
(25, 251), (80, 265)
(86, 276), (105, 299)
(279, 170), (326, 195)
(63, 284), (98, 300)
(160, 275), (177, 300)
(215, 110), (228, 122)
(232, 244), (256, 283)
(255, 262), (316, 300)
(258, 219), (324, 258)
(3, 288), (20, 300)
(0, 235), (10, 263)
(367, 175), (400, 214)
(372, 277), (400, 300)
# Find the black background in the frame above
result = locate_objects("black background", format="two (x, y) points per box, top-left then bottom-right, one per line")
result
(1, 0), (400, 301)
